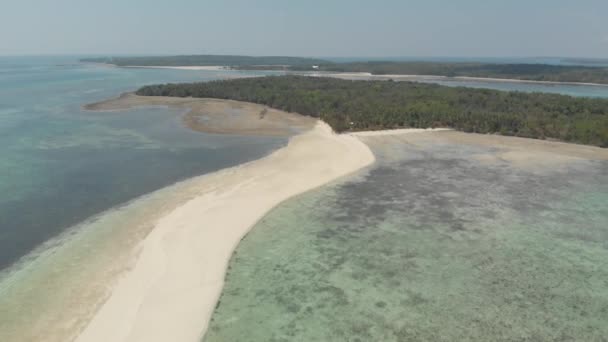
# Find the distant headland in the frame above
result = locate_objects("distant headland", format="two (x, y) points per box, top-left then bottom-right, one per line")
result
(82, 55), (608, 85)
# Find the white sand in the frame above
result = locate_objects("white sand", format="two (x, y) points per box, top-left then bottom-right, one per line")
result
(349, 128), (451, 137)
(302, 72), (608, 87)
(124, 66), (229, 71)
(75, 121), (374, 342)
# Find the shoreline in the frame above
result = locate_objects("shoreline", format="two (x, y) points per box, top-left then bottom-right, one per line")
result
(75, 120), (375, 342)
(313, 71), (608, 87)
(0, 168), (232, 342)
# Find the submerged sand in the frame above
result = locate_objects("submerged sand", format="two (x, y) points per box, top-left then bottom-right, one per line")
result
(75, 121), (374, 342)
(85, 93), (317, 136)
(354, 129), (608, 173)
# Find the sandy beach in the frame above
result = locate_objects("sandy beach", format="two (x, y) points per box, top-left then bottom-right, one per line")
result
(303, 71), (608, 87)
(124, 65), (229, 71)
(356, 129), (608, 168)
(74, 119), (374, 342)
(350, 127), (451, 137)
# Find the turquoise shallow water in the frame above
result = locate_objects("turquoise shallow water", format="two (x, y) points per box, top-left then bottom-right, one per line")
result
(0, 57), (287, 340)
(7, 58), (606, 273)
(0, 57), (283, 270)
(2, 56), (608, 340)
(206, 136), (608, 341)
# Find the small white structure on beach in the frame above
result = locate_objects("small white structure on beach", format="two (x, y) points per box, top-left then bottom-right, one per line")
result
(312, 65), (320, 70)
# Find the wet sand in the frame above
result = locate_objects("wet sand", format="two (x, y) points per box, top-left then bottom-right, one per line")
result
(353, 129), (608, 161)
(85, 93), (317, 136)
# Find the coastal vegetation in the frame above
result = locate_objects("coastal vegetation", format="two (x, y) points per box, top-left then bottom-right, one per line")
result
(289, 61), (608, 84)
(80, 55), (329, 67)
(137, 76), (608, 147)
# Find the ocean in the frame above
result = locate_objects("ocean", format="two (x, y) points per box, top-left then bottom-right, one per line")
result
(0, 57), (286, 340)
(0, 56), (284, 271)
(1, 56), (608, 340)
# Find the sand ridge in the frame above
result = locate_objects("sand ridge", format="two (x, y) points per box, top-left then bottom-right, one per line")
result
(75, 121), (374, 342)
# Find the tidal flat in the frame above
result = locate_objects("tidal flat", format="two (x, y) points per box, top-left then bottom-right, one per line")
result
(205, 131), (608, 341)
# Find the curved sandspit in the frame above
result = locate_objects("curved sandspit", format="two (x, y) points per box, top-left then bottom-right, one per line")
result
(75, 121), (374, 342)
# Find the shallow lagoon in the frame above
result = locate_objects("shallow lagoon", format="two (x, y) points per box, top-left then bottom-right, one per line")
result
(206, 133), (608, 341)
(0, 57), (284, 341)
(0, 57), (283, 270)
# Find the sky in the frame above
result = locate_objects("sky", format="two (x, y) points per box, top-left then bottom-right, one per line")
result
(1, 0), (607, 58)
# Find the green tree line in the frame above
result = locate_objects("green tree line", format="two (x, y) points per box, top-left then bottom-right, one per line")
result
(137, 76), (608, 147)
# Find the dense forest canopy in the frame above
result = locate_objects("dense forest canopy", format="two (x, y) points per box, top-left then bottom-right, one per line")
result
(289, 62), (608, 84)
(80, 55), (330, 67)
(137, 76), (608, 147)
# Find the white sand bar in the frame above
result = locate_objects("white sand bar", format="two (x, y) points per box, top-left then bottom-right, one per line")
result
(349, 127), (451, 137)
(75, 122), (374, 342)
(124, 65), (229, 71)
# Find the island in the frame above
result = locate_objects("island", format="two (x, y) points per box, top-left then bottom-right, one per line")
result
(82, 55), (608, 85)
(136, 75), (608, 147)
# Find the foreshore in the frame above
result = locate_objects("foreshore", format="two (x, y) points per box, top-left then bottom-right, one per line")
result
(74, 114), (375, 341)
(315, 72), (608, 87)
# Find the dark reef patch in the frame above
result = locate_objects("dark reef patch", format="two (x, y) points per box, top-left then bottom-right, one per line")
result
(205, 139), (608, 341)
